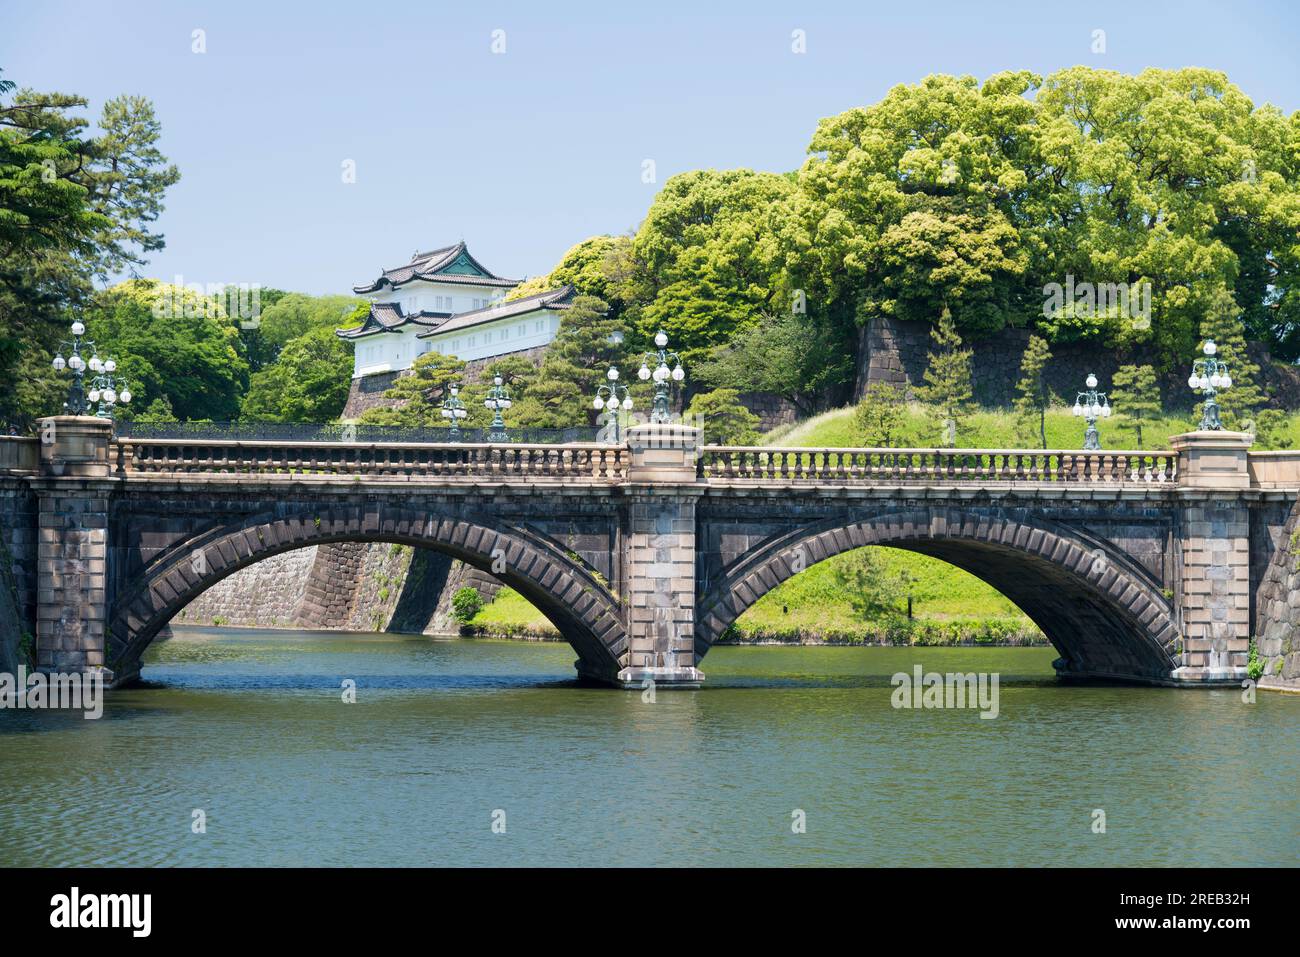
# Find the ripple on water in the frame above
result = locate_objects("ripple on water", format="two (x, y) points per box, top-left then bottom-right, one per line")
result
(1, 629), (1297, 867)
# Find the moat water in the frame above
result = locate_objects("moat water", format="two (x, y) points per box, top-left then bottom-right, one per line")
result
(1, 627), (1297, 867)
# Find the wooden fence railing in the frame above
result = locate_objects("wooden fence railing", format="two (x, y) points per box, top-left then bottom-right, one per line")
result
(697, 447), (1179, 484)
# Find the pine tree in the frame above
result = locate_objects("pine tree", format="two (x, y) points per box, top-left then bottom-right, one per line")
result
(359, 352), (468, 426)
(1012, 336), (1052, 449)
(916, 307), (973, 447)
(855, 381), (911, 447)
(684, 388), (761, 444)
(511, 295), (625, 427)
(1109, 364), (1161, 449)
(1198, 288), (1291, 447)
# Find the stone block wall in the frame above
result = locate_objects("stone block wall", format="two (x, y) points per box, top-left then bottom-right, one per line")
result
(341, 370), (405, 419)
(173, 539), (502, 637)
(1255, 499), (1300, 692)
(1179, 499), (1252, 677)
(736, 391), (799, 431)
(855, 314), (1300, 410)
(0, 482), (37, 672)
(35, 481), (112, 673)
(177, 546), (319, 627)
(625, 495), (697, 672)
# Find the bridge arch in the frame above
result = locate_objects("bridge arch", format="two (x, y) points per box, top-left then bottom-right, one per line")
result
(107, 503), (627, 681)
(696, 506), (1181, 683)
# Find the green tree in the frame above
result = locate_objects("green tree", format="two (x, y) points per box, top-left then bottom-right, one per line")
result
(241, 327), (353, 422)
(84, 285), (248, 421)
(246, 293), (365, 371)
(1109, 364), (1161, 449)
(694, 310), (855, 418)
(0, 73), (179, 426)
(915, 308), (973, 446)
(507, 235), (635, 318)
(1012, 336), (1053, 448)
(1198, 288), (1290, 447)
(358, 352), (468, 427)
(834, 549), (913, 623)
(451, 587), (483, 625)
(792, 66), (1300, 369)
(510, 295), (624, 428)
(684, 388), (761, 445)
(629, 169), (799, 363)
(854, 382), (911, 447)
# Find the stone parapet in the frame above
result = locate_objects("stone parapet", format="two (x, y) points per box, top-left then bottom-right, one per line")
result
(1170, 430), (1253, 491)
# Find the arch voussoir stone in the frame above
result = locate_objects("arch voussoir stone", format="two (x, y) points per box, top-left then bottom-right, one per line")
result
(107, 504), (627, 681)
(696, 505), (1181, 685)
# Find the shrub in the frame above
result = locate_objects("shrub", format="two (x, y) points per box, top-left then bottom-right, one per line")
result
(1247, 638), (1265, 681)
(452, 586), (483, 624)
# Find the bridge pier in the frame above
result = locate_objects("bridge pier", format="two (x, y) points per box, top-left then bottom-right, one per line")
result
(612, 424), (705, 689)
(32, 417), (115, 682)
(1170, 431), (1255, 684)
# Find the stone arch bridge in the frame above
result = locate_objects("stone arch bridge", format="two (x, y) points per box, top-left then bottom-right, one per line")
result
(2, 417), (1297, 689)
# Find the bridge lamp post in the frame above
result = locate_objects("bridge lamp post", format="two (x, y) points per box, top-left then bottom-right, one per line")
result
(637, 330), (685, 424)
(440, 383), (468, 441)
(593, 366), (633, 444)
(85, 358), (132, 420)
(1071, 373), (1112, 451)
(483, 373), (512, 443)
(51, 320), (102, 416)
(1188, 339), (1232, 431)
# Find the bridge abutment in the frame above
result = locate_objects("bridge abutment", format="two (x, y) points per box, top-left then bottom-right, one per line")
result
(33, 417), (114, 681)
(1171, 431), (1255, 683)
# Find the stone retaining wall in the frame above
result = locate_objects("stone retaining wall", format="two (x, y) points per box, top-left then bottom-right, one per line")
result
(855, 314), (1300, 409)
(179, 546), (319, 627)
(174, 539), (501, 637)
(1255, 498), (1300, 692)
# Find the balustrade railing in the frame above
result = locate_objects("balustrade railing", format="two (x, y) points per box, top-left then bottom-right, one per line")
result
(697, 446), (1179, 485)
(0, 436), (1194, 487)
(113, 439), (628, 481)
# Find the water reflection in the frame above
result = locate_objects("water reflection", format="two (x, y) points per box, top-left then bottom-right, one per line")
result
(0, 627), (1296, 867)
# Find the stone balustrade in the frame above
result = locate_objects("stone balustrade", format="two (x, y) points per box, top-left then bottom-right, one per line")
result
(111, 439), (628, 481)
(697, 446), (1179, 485)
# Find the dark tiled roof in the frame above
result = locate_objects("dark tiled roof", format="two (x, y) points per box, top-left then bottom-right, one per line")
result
(352, 241), (520, 294)
(416, 286), (576, 339)
(335, 302), (455, 340)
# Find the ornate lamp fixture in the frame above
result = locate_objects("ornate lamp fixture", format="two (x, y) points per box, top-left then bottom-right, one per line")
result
(1188, 339), (1232, 431)
(85, 357), (132, 419)
(51, 320), (93, 415)
(440, 383), (468, 440)
(1071, 372), (1112, 451)
(593, 366), (633, 443)
(483, 373), (512, 443)
(637, 330), (685, 424)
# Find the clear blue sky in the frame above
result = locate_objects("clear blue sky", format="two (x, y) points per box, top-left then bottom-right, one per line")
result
(3, 0), (1297, 295)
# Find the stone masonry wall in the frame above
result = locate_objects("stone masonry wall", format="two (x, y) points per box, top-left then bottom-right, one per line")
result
(1255, 498), (1300, 692)
(856, 314), (1300, 410)
(0, 483), (37, 673)
(737, 391), (799, 431)
(177, 546), (319, 627)
(1179, 498), (1252, 676)
(174, 539), (499, 637)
